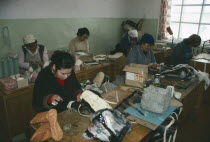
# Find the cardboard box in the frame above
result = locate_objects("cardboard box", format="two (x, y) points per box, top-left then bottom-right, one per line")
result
(123, 64), (148, 88)
(16, 77), (28, 88)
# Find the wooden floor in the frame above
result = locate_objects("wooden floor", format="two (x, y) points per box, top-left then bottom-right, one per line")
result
(1, 99), (210, 142)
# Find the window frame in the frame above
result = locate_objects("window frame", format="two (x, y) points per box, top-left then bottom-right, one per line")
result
(170, 0), (210, 41)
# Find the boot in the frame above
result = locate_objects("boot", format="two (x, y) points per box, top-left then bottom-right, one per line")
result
(30, 123), (51, 141)
(30, 109), (63, 141)
(46, 109), (63, 141)
(30, 111), (48, 124)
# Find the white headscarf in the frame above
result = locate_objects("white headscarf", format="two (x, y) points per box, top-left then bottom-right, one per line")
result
(128, 30), (138, 38)
(23, 34), (36, 44)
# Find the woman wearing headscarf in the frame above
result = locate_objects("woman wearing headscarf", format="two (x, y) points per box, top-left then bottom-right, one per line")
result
(18, 34), (49, 71)
(32, 51), (82, 113)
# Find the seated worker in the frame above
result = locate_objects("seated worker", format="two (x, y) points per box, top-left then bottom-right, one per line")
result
(170, 34), (201, 66)
(111, 29), (139, 56)
(32, 51), (83, 113)
(68, 27), (90, 53)
(127, 33), (157, 65)
(18, 34), (49, 72)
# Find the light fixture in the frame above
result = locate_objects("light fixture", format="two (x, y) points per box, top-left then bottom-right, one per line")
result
(166, 27), (174, 48)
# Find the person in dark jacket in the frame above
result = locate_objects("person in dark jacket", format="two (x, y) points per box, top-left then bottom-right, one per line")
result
(32, 50), (82, 113)
(170, 34), (201, 66)
(110, 29), (139, 56)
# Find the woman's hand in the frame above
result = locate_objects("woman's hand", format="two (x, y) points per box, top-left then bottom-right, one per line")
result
(76, 92), (83, 102)
(148, 63), (159, 67)
(50, 95), (63, 106)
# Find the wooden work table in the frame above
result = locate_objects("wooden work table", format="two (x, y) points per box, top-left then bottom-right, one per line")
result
(0, 61), (119, 142)
(189, 58), (210, 104)
(32, 79), (205, 142)
(0, 57), (205, 142)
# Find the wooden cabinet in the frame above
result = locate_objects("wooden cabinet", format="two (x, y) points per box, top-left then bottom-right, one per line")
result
(0, 85), (36, 142)
(189, 59), (210, 104)
(178, 81), (205, 122)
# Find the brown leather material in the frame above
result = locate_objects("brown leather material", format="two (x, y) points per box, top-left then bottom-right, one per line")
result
(30, 109), (63, 141)
(30, 123), (51, 142)
(30, 111), (48, 124)
(46, 109), (63, 141)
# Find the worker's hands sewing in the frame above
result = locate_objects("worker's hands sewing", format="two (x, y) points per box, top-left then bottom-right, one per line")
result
(50, 95), (63, 106)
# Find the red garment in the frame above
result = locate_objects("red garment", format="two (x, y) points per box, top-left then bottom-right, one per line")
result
(47, 95), (53, 105)
(56, 77), (64, 86)
(47, 78), (64, 105)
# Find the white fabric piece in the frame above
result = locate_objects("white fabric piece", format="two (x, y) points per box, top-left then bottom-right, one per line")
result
(43, 61), (49, 67)
(80, 90), (112, 112)
(67, 101), (75, 109)
(172, 64), (210, 90)
(75, 59), (83, 66)
(108, 52), (123, 59)
(23, 34), (36, 44)
(93, 54), (106, 61)
(128, 30), (138, 38)
(193, 53), (210, 60)
(93, 72), (105, 87)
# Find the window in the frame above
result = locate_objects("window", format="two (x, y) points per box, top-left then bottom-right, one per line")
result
(170, 0), (210, 41)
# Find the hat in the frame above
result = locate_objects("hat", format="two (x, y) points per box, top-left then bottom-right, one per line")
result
(140, 33), (155, 45)
(128, 30), (138, 38)
(23, 34), (36, 44)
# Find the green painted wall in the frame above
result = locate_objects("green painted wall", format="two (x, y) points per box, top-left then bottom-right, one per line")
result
(0, 18), (159, 58)
(142, 19), (159, 39)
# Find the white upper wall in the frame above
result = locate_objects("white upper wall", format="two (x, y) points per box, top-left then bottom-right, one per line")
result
(0, 0), (161, 19)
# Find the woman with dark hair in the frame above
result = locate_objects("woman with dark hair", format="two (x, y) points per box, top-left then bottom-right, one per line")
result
(170, 34), (201, 66)
(68, 27), (90, 53)
(32, 50), (82, 113)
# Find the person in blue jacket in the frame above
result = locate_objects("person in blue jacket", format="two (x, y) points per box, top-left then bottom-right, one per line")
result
(110, 29), (139, 56)
(127, 33), (157, 65)
(170, 34), (201, 66)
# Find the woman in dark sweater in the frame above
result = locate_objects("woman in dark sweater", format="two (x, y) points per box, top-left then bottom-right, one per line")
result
(32, 50), (82, 113)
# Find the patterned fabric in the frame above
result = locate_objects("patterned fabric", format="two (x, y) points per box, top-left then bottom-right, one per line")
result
(0, 77), (17, 90)
(158, 0), (172, 40)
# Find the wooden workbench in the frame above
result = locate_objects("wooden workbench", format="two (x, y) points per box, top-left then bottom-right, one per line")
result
(33, 80), (205, 142)
(0, 61), (118, 142)
(189, 58), (210, 104)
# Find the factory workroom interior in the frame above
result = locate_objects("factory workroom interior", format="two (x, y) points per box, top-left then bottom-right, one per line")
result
(1, 0), (210, 142)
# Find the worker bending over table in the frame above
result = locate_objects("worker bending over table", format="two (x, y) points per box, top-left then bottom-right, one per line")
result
(170, 34), (201, 66)
(68, 27), (90, 53)
(18, 34), (49, 72)
(127, 33), (157, 66)
(32, 51), (83, 113)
